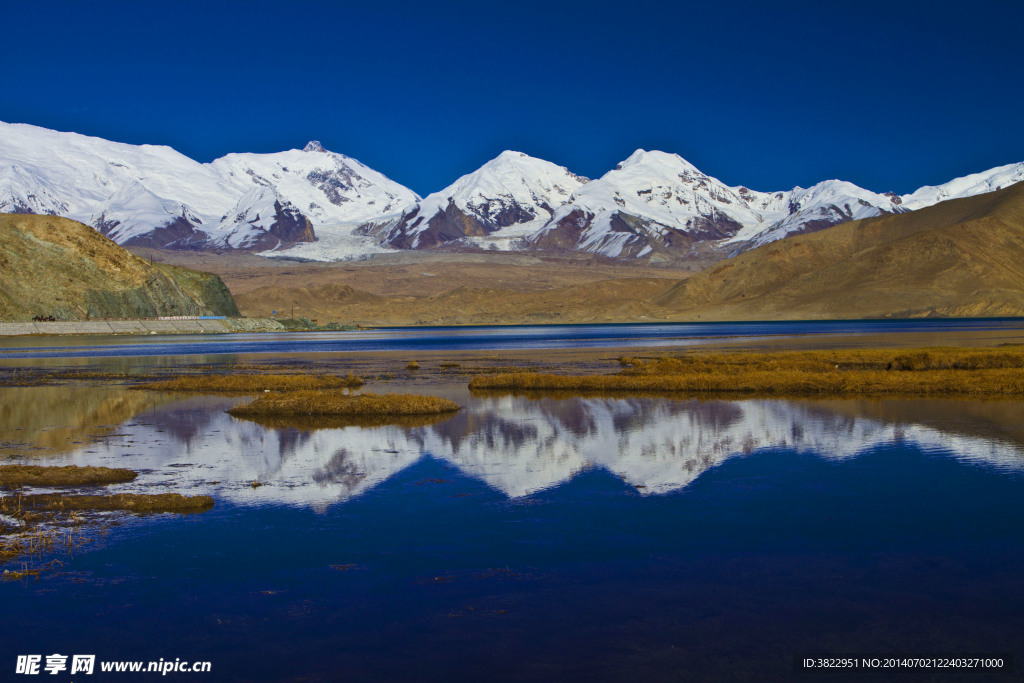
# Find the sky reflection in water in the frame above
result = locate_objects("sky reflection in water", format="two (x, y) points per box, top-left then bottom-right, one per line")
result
(2, 389), (1024, 681)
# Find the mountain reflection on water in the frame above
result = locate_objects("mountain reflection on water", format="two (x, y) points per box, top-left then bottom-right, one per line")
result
(7, 389), (1023, 508)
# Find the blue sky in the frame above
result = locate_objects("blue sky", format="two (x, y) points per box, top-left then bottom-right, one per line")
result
(4, 0), (1022, 195)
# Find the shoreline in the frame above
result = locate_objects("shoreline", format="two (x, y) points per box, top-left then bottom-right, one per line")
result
(0, 317), (279, 337)
(0, 317), (357, 337)
(4, 314), (1024, 339)
(2, 316), (1023, 351)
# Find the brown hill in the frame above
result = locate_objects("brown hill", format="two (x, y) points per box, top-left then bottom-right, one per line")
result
(131, 250), (693, 326)
(652, 182), (1024, 319)
(233, 277), (673, 326)
(0, 214), (239, 321)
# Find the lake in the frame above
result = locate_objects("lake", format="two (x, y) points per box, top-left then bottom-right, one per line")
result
(3, 317), (1024, 359)
(1, 375), (1023, 681)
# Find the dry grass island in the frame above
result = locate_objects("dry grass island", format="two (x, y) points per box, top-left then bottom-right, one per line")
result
(227, 390), (461, 419)
(6, 493), (214, 514)
(469, 347), (1024, 398)
(0, 464), (214, 580)
(138, 372), (461, 423)
(0, 465), (138, 488)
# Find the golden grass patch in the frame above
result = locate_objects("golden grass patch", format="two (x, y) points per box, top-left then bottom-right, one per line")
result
(470, 347), (1024, 397)
(619, 347), (1024, 374)
(232, 412), (460, 431)
(140, 373), (364, 393)
(5, 493), (215, 514)
(0, 465), (137, 488)
(227, 390), (460, 418)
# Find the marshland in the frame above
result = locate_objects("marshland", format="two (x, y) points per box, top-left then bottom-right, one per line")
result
(0, 463), (214, 581)
(1, 320), (1024, 679)
(470, 346), (1024, 397)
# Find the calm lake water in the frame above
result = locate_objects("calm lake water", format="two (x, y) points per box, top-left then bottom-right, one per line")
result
(2, 317), (1024, 359)
(2, 381), (1023, 681)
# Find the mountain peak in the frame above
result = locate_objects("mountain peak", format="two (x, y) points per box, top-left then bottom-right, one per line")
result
(373, 150), (589, 250)
(495, 150), (527, 160)
(303, 140), (326, 153)
(480, 150), (549, 172)
(616, 149), (698, 173)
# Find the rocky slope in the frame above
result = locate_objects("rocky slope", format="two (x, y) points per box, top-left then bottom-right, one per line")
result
(0, 214), (239, 321)
(651, 182), (1024, 319)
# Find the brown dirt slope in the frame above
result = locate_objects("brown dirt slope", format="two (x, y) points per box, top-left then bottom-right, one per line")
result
(652, 182), (1024, 319)
(233, 277), (674, 325)
(0, 214), (239, 320)
(125, 250), (696, 325)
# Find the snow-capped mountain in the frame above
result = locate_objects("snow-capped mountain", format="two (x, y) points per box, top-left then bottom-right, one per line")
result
(0, 122), (418, 252)
(2, 120), (1021, 260)
(529, 150), (908, 259)
(723, 180), (909, 250)
(532, 150), (768, 258)
(209, 142), (418, 227)
(212, 186), (315, 251)
(901, 161), (1024, 210)
(362, 151), (588, 250)
(531, 152), (1024, 260)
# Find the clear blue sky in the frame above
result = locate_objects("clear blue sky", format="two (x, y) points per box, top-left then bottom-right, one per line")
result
(4, 0), (1022, 196)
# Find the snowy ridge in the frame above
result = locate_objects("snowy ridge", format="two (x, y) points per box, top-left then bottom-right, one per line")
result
(210, 145), (418, 225)
(1, 120), (1021, 259)
(900, 161), (1024, 210)
(531, 150), (912, 258)
(726, 179), (909, 249)
(210, 186), (315, 251)
(0, 122), (418, 252)
(370, 151), (587, 250)
(533, 149), (785, 258)
(0, 122), (229, 246)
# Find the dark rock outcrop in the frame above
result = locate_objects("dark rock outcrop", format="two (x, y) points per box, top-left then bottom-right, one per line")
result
(119, 216), (210, 250)
(241, 201), (316, 252)
(383, 199), (524, 249)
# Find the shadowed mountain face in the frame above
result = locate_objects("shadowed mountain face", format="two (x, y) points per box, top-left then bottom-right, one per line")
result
(0, 213), (239, 320)
(652, 182), (1024, 320)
